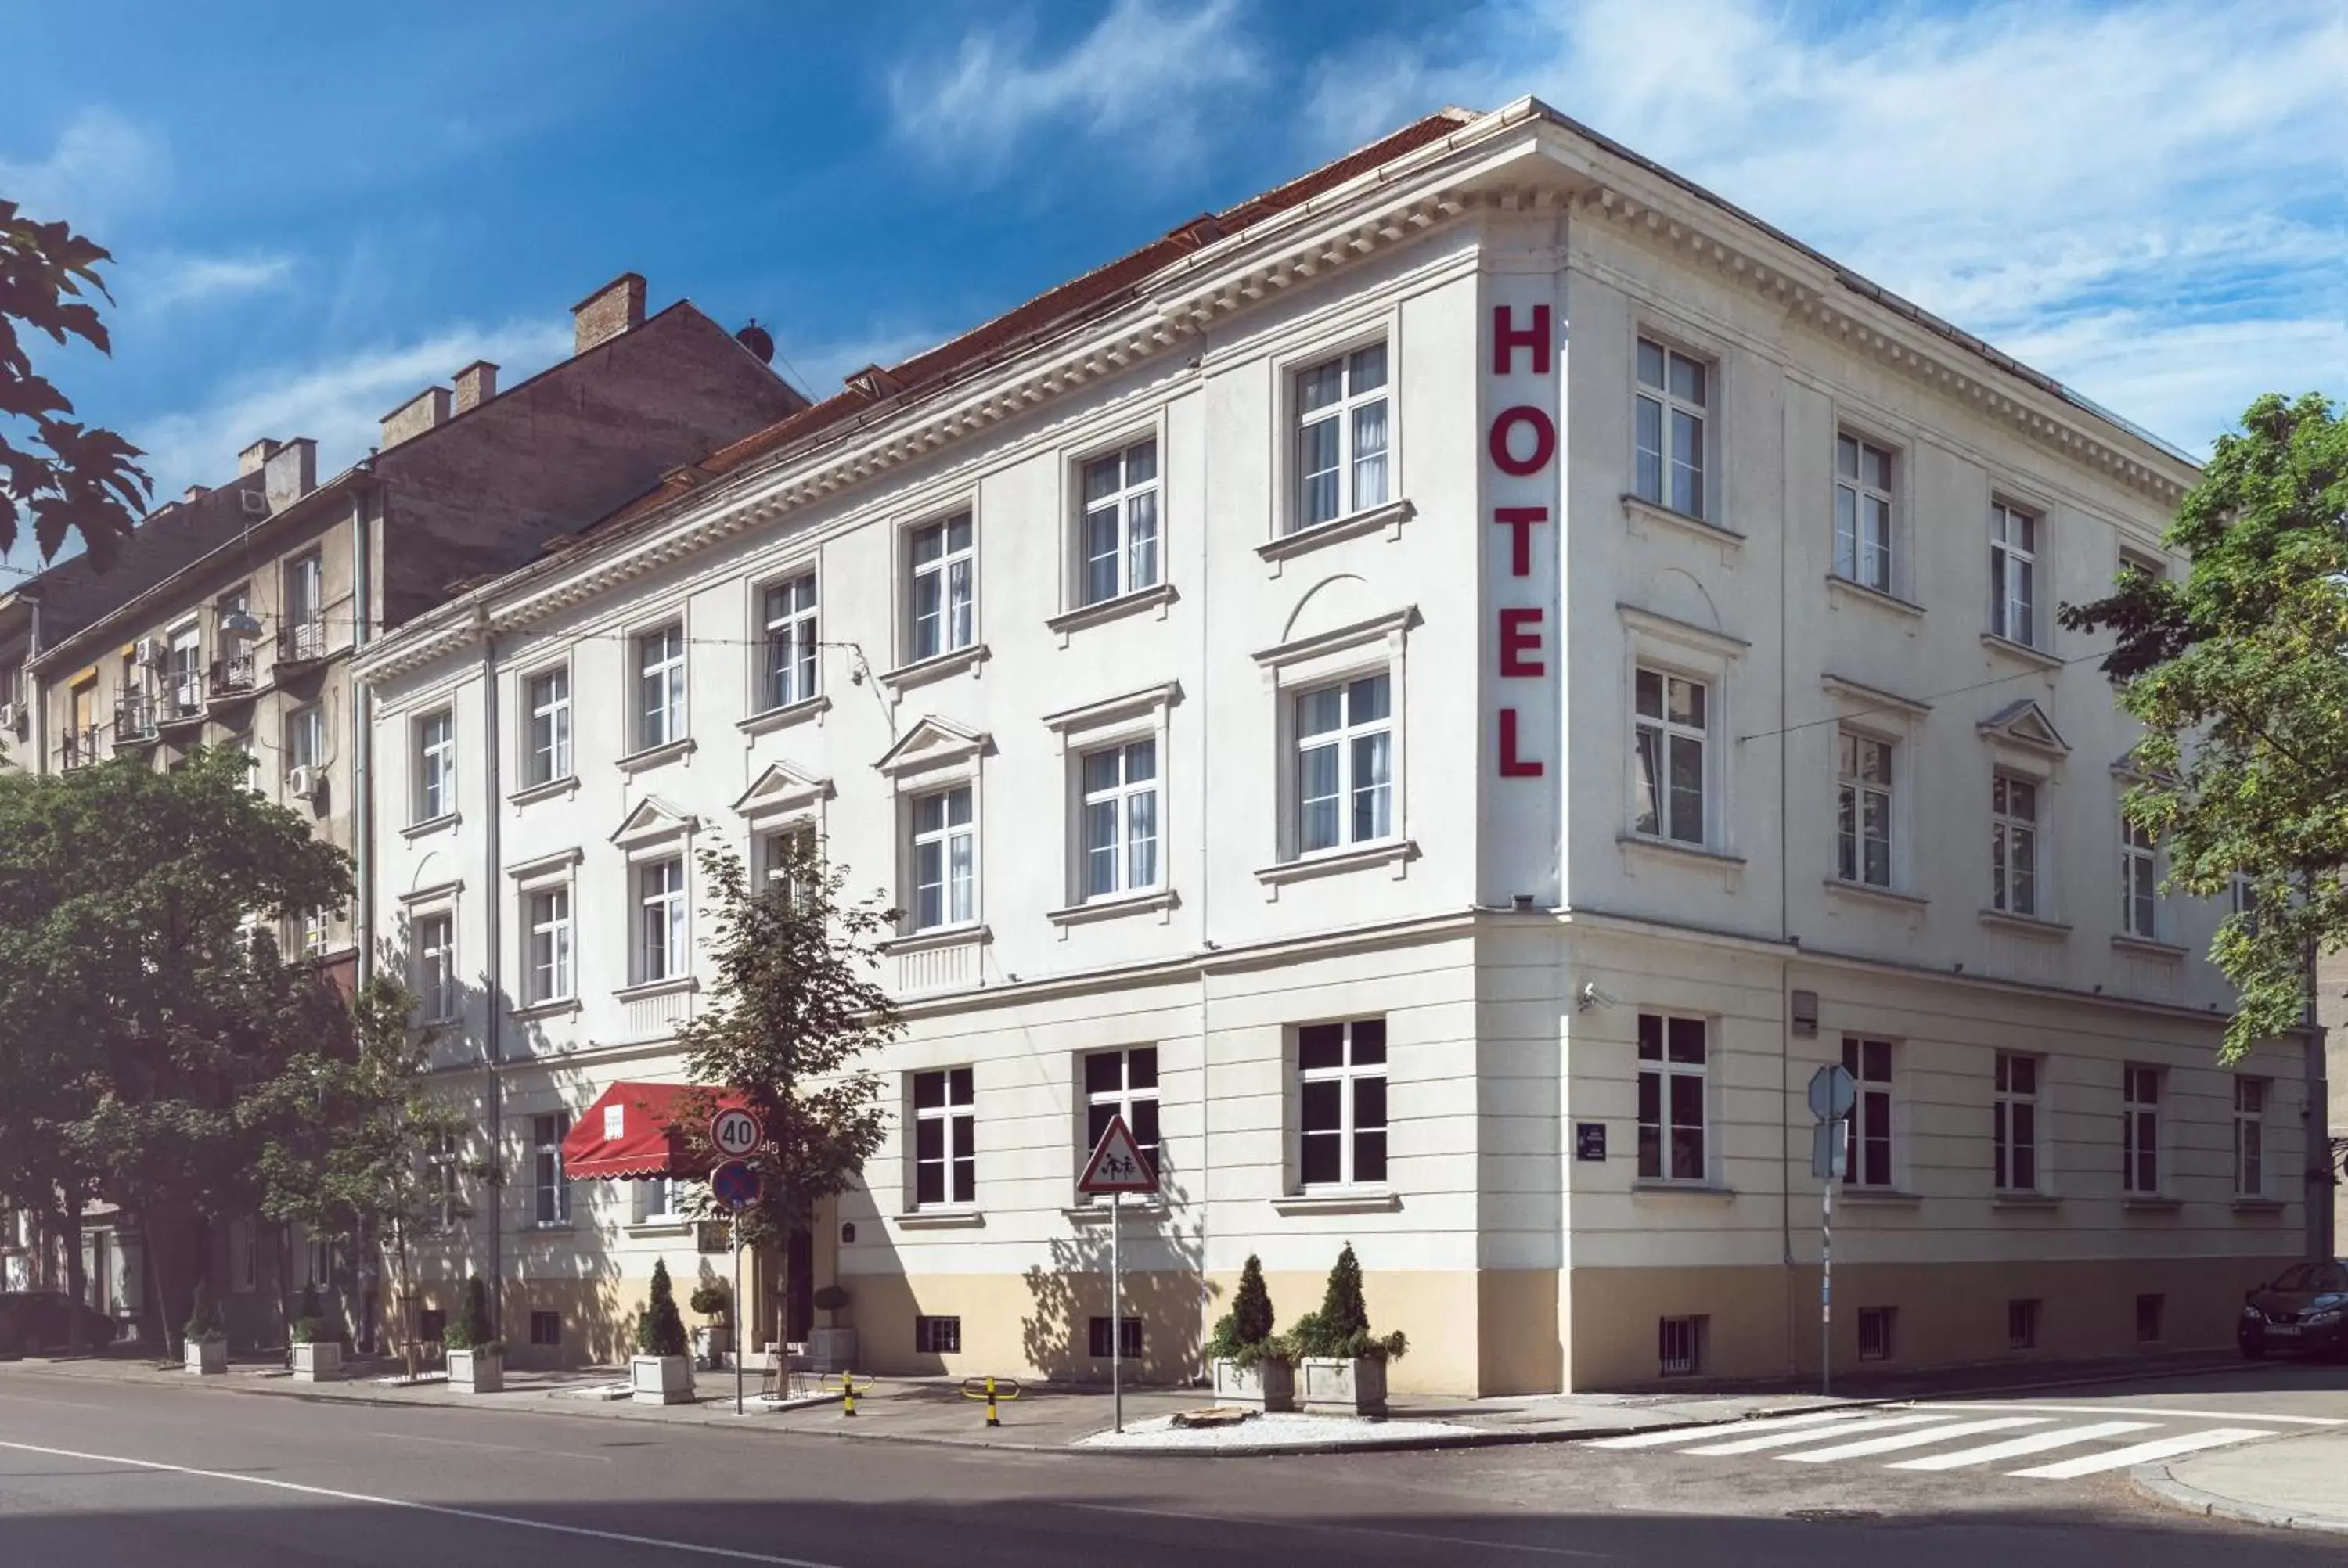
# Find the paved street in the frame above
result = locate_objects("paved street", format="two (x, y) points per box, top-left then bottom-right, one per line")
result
(2, 1363), (2343, 1565)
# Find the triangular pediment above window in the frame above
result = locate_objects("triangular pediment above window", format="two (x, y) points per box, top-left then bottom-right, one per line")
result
(733, 760), (833, 822)
(873, 714), (989, 780)
(610, 794), (699, 847)
(1977, 699), (2069, 756)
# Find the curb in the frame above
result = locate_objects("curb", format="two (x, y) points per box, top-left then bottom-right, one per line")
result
(2132, 1462), (2348, 1537)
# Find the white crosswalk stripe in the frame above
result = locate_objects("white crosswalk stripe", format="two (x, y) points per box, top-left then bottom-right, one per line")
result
(1586, 1410), (1864, 1449)
(2009, 1426), (2276, 1480)
(1776, 1415), (2051, 1463)
(1887, 1419), (2156, 1471)
(1682, 1413), (1956, 1456)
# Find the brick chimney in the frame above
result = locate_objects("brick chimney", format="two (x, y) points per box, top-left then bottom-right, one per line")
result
(571, 272), (646, 355)
(452, 360), (499, 413)
(380, 387), (452, 450)
(238, 437), (283, 476)
(263, 437), (317, 513)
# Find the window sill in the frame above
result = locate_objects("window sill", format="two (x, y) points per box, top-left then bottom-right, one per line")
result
(1271, 1189), (1400, 1216)
(1824, 575), (1926, 620)
(1259, 498), (1415, 572)
(1631, 1181), (1736, 1199)
(616, 736), (697, 774)
(614, 975), (699, 1004)
(1064, 1199), (1169, 1222)
(522, 1221), (575, 1235)
(508, 775), (579, 808)
(877, 642), (989, 699)
(898, 1208), (985, 1231)
(1823, 878), (1928, 910)
(624, 1221), (694, 1239)
(1046, 582), (1178, 642)
(2123, 1197), (2182, 1214)
(737, 694), (830, 738)
(1620, 493), (1743, 552)
(1993, 1193), (2062, 1210)
(1979, 631), (2062, 671)
(1979, 908), (2071, 940)
(1046, 887), (1179, 929)
(1618, 834), (1746, 874)
(2112, 934), (2190, 961)
(1254, 838), (1417, 894)
(877, 922), (992, 957)
(400, 812), (460, 842)
(508, 997), (581, 1023)
(1838, 1189), (1923, 1207)
(2231, 1197), (2286, 1214)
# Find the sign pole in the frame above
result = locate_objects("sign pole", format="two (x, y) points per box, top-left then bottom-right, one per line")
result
(1821, 1166), (1834, 1398)
(733, 1208), (745, 1415)
(1111, 1189), (1123, 1435)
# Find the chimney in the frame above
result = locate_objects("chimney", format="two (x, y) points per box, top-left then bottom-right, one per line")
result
(238, 437), (283, 475)
(571, 272), (646, 355)
(263, 437), (317, 512)
(452, 360), (499, 413)
(182, 484), (211, 503)
(380, 386), (452, 450)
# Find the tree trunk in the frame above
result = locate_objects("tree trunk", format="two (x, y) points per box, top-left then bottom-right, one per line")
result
(141, 1221), (177, 1361)
(60, 1199), (86, 1354)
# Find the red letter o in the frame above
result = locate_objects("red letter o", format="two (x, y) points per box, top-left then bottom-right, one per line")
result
(1489, 405), (1556, 477)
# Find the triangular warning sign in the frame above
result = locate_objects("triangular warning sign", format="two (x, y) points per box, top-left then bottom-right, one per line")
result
(1077, 1113), (1158, 1196)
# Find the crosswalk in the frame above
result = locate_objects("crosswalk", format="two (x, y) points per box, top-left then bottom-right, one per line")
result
(1589, 1402), (2314, 1483)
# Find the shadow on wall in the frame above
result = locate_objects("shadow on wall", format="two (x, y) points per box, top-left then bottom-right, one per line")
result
(1020, 1157), (1210, 1384)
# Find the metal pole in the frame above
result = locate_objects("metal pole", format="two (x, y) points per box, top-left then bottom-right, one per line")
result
(1111, 1190), (1123, 1434)
(733, 1211), (744, 1415)
(1820, 1173), (1834, 1397)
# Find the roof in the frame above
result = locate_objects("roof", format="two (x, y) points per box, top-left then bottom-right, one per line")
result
(1, 473), (270, 653)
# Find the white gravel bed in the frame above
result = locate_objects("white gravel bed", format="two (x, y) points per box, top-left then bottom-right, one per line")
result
(1080, 1412), (1474, 1451)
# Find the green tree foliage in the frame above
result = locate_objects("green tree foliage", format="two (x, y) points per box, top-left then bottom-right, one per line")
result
(2060, 392), (2348, 1061)
(1206, 1253), (1277, 1362)
(183, 1278), (223, 1343)
(636, 1258), (688, 1358)
(1285, 1243), (1407, 1363)
(0, 200), (150, 568)
(444, 1275), (493, 1353)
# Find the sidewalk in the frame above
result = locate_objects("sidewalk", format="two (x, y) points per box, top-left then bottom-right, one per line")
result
(2136, 1429), (2348, 1537)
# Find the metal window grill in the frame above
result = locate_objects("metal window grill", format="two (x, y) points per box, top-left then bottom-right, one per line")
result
(2008, 1299), (2040, 1350)
(1658, 1316), (1702, 1377)
(1858, 1307), (1895, 1361)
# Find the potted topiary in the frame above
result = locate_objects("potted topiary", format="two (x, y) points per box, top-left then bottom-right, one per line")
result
(688, 1279), (731, 1371)
(1206, 1254), (1292, 1411)
(630, 1259), (693, 1404)
(1284, 1243), (1406, 1415)
(183, 1279), (228, 1375)
(290, 1282), (343, 1383)
(808, 1284), (856, 1373)
(443, 1275), (503, 1394)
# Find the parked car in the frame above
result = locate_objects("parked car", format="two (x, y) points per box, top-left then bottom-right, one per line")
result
(2238, 1259), (2348, 1360)
(0, 1290), (119, 1355)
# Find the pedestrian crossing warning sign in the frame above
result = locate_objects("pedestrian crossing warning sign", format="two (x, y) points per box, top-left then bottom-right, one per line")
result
(1077, 1114), (1158, 1196)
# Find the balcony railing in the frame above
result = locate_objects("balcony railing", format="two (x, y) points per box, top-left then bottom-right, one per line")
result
(282, 617), (326, 663)
(209, 653), (257, 699)
(113, 695), (158, 745)
(164, 678), (207, 722)
(59, 725), (104, 769)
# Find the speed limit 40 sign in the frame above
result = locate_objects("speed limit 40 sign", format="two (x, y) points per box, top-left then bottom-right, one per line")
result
(709, 1106), (762, 1159)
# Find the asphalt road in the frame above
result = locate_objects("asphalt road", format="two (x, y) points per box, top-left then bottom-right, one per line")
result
(2, 1364), (2343, 1566)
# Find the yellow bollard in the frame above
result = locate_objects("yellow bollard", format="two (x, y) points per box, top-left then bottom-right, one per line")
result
(960, 1374), (1021, 1429)
(823, 1371), (872, 1418)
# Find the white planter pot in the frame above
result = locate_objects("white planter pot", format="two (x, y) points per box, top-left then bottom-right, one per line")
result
(807, 1325), (859, 1373)
(291, 1340), (342, 1383)
(691, 1324), (732, 1369)
(631, 1353), (694, 1405)
(185, 1336), (227, 1376)
(1210, 1357), (1295, 1412)
(448, 1347), (503, 1394)
(1297, 1355), (1386, 1415)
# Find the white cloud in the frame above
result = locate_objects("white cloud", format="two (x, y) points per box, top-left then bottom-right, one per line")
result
(890, 0), (1262, 173)
(127, 252), (298, 313)
(0, 106), (167, 228)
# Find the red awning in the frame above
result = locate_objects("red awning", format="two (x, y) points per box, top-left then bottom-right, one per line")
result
(561, 1081), (747, 1181)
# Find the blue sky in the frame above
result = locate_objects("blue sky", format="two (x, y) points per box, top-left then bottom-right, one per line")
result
(3, 0), (2341, 567)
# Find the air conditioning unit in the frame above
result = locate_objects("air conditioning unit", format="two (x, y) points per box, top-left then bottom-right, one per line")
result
(286, 764), (322, 800)
(0, 701), (14, 731)
(135, 636), (164, 667)
(241, 489), (269, 517)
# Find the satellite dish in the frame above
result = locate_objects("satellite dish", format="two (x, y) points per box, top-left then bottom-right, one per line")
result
(218, 608), (264, 640)
(735, 321), (776, 365)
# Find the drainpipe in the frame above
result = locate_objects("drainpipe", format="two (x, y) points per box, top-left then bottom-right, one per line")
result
(351, 486), (375, 982)
(482, 618), (505, 1335)
(27, 593), (45, 775)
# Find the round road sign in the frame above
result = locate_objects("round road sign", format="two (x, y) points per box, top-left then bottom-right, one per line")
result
(1807, 1063), (1856, 1123)
(710, 1159), (760, 1210)
(710, 1106), (762, 1159)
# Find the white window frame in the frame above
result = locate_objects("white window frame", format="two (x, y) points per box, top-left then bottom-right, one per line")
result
(1834, 432), (1896, 593)
(910, 1067), (975, 1210)
(1835, 728), (1894, 888)
(1633, 333), (1710, 520)
(1633, 665), (1709, 847)
(1990, 500), (2040, 646)
(1081, 1046), (1159, 1185)
(1291, 340), (1391, 532)
(286, 703), (324, 772)
(284, 551), (324, 658)
(759, 570), (819, 712)
(632, 1175), (681, 1225)
(524, 666), (571, 787)
(167, 620), (203, 717)
(2122, 1065), (2162, 1196)
(1254, 609), (1416, 875)
(297, 907), (329, 958)
(2232, 1077), (2267, 1199)
(634, 856), (686, 984)
(909, 784), (977, 933)
(1292, 671), (1393, 856)
(1296, 1017), (1388, 1191)
(412, 908), (456, 1023)
(523, 883), (574, 1006)
(755, 821), (816, 902)
(633, 622), (686, 752)
(1993, 1051), (2042, 1193)
(531, 1112), (571, 1225)
(1075, 437), (1161, 606)
(1079, 737), (1160, 901)
(906, 512), (976, 664)
(414, 707), (456, 825)
(1991, 772), (2040, 916)
(1637, 1012), (1709, 1185)
(2121, 809), (2159, 940)
(1841, 1036), (1896, 1189)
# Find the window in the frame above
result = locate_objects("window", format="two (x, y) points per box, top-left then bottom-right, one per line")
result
(1633, 667), (1706, 845)
(1857, 1306), (1896, 1361)
(632, 1177), (679, 1224)
(1991, 775), (2039, 916)
(427, 1135), (459, 1233)
(2122, 1066), (2161, 1196)
(167, 622), (203, 716)
(1637, 1014), (1707, 1182)
(910, 786), (976, 930)
(1836, 731), (1892, 886)
(635, 624), (686, 750)
(913, 1067), (975, 1208)
(525, 886), (573, 1005)
(532, 1113), (571, 1224)
(2233, 1077), (2267, 1198)
(1993, 1052), (2040, 1192)
(2230, 874), (2261, 931)
(1634, 337), (1708, 518)
(908, 514), (975, 661)
(530, 1310), (562, 1347)
(1295, 343), (1389, 530)
(915, 1315), (961, 1354)
(1841, 1037), (1894, 1189)
(2008, 1298), (2040, 1351)
(1079, 439), (1161, 604)
(286, 703), (324, 771)
(1083, 1048), (1159, 1178)
(414, 709), (455, 823)
(756, 823), (816, 904)
(414, 912), (455, 1022)
(636, 858), (686, 984)
(2135, 1293), (2164, 1343)
(2121, 814), (2158, 939)
(1295, 673), (1392, 854)
(285, 552), (324, 659)
(1990, 502), (2038, 646)
(298, 908), (329, 958)
(1081, 739), (1159, 898)
(525, 668), (571, 786)
(1835, 435), (1894, 592)
(762, 574), (819, 710)
(1658, 1316), (1705, 1377)
(1298, 1019), (1387, 1188)
(1088, 1317), (1143, 1358)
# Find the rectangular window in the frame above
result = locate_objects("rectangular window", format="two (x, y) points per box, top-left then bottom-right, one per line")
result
(530, 1310), (561, 1347)
(2122, 1066), (2161, 1196)
(1857, 1307), (1896, 1362)
(1835, 435), (1895, 592)
(636, 858), (686, 983)
(299, 908), (329, 958)
(1087, 1317), (1143, 1358)
(2231, 874), (2260, 931)
(1079, 439), (1161, 604)
(414, 912), (455, 1022)
(911, 785), (976, 930)
(414, 709), (455, 823)
(762, 573), (819, 710)
(2135, 1293), (2164, 1343)
(427, 1134), (459, 1232)
(532, 1113), (571, 1224)
(1633, 667), (1706, 845)
(286, 703), (324, 771)
(1836, 731), (1892, 887)
(632, 1177), (679, 1224)
(1295, 342), (1389, 530)
(915, 1315), (962, 1354)
(1990, 502), (2038, 646)
(756, 823), (816, 904)
(1991, 775), (2039, 916)
(1295, 673), (1392, 854)
(418, 1307), (447, 1343)
(912, 1068), (975, 1208)
(2121, 814), (2158, 939)
(1658, 1315), (1705, 1377)
(1081, 739), (1159, 899)
(2233, 1077), (2267, 1198)
(1993, 1052), (2040, 1192)
(525, 886), (573, 1005)
(1083, 1047), (1159, 1178)
(635, 624), (686, 750)
(1634, 337), (1708, 518)
(1298, 1018), (1387, 1189)
(284, 552), (324, 659)
(526, 668), (571, 786)
(1637, 1014), (1707, 1182)
(167, 622), (203, 716)
(2008, 1298), (2040, 1351)
(908, 514), (975, 661)
(1842, 1037), (1895, 1189)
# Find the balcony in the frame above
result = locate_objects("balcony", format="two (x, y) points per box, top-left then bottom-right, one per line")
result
(59, 725), (105, 769)
(112, 696), (158, 746)
(279, 617), (328, 665)
(160, 679), (207, 728)
(208, 653), (257, 701)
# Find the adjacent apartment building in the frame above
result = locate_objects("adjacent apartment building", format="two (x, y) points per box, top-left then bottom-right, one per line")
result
(356, 99), (2320, 1393)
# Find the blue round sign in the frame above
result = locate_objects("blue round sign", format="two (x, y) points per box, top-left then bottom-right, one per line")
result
(710, 1160), (760, 1210)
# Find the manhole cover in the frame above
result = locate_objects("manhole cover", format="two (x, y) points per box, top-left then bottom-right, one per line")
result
(1785, 1509), (1881, 1523)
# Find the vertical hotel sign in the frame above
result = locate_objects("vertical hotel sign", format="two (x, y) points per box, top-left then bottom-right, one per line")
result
(1484, 275), (1562, 903)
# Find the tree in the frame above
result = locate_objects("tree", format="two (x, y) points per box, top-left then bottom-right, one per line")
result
(636, 1259), (688, 1358)
(444, 1275), (493, 1352)
(674, 836), (898, 1350)
(1205, 1253), (1276, 1362)
(0, 200), (150, 569)
(2060, 392), (2348, 1062)
(1285, 1243), (1406, 1363)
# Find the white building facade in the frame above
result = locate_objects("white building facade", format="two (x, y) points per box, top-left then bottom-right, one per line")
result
(357, 101), (2314, 1394)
